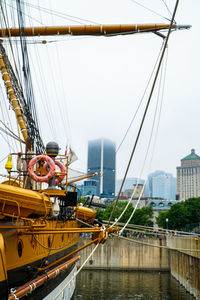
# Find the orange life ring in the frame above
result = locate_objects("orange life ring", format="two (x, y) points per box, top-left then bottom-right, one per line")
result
(44, 160), (66, 185)
(55, 160), (66, 184)
(28, 155), (55, 183)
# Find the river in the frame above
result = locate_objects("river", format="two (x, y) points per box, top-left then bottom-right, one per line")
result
(72, 270), (195, 300)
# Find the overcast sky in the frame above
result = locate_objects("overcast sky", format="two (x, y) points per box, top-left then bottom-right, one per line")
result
(1, 0), (200, 181)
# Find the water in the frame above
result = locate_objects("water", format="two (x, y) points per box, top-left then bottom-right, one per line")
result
(72, 270), (195, 300)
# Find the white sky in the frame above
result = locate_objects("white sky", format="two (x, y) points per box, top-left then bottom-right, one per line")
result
(0, 0), (200, 181)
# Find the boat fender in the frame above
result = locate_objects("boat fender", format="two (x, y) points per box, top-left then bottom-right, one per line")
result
(53, 199), (60, 216)
(44, 160), (66, 184)
(28, 155), (55, 183)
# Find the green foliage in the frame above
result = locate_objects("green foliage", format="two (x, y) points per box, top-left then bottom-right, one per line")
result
(77, 197), (86, 204)
(156, 197), (200, 230)
(156, 211), (169, 228)
(96, 207), (104, 220)
(96, 201), (153, 226)
(132, 207), (154, 227)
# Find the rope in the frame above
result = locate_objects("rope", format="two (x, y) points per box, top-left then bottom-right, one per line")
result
(75, 217), (94, 228)
(106, 220), (198, 238)
(118, 235), (200, 252)
(108, 0), (179, 226)
(116, 42), (167, 232)
(116, 43), (163, 154)
(33, 234), (77, 251)
(111, 45), (166, 229)
(53, 243), (99, 300)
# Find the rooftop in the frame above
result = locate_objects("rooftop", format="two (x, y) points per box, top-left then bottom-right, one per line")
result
(181, 149), (200, 161)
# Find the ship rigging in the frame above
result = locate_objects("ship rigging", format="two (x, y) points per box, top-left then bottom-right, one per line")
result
(0, 0), (192, 299)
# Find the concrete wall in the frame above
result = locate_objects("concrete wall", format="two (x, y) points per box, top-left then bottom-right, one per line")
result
(167, 236), (200, 299)
(77, 237), (169, 271)
(78, 236), (200, 298)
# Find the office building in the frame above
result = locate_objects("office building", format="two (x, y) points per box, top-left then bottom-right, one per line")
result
(87, 138), (116, 198)
(145, 171), (166, 197)
(152, 174), (176, 200)
(177, 149), (200, 200)
(146, 171), (176, 200)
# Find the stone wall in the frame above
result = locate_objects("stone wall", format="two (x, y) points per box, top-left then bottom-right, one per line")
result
(77, 237), (169, 271)
(167, 236), (200, 299)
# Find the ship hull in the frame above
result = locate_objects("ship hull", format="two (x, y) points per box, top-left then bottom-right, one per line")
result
(16, 263), (77, 300)
(0, 219), (80, 299)
(43, 263), (77, 300)
(7, 241), (77, 289)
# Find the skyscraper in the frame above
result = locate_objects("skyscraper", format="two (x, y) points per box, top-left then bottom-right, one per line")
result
(87, 139), (116, 198)
(146, 170), (176, 200)
(177, 149), (200, 200)
(152, 174), (177, 200)
(145, 170), (166, 197)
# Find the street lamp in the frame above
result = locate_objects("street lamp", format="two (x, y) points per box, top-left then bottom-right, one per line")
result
(166, 218), (168, 232)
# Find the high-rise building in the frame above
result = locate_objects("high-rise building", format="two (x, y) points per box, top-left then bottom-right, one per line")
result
(152, 174), (177, 200)
(177, 149), (200, 200)
(87, 139), (116, 198)
(146, 170), (176, 200)
(145, 171), (166, 197)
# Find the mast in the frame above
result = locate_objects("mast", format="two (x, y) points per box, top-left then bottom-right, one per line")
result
(0, 45), (28, 145)
(0, 43), (44, 152)
(0, 23), (191, 37)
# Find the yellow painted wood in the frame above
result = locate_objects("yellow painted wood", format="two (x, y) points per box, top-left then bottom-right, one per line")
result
(0, 24), (176, 37)
(2, 219), (79, 270)
(0, 233), (7, 282)
(0, 184), (52, 218)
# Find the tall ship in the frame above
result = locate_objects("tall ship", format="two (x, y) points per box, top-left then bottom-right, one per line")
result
(0, 1), (190, 299)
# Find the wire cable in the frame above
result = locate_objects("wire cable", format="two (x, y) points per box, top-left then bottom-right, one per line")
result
(117, 43), (167, 232)
(116, 40), (163, 153)
(161, 0), (173, 19)
(108, 0), (180, 226)
(128, 0), (172, 22)
(11, 0), (100, 25)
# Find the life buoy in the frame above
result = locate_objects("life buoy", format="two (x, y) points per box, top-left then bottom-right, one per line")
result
(55, 160), (66, 184)
(44, 160), (66, 185)
(28, 155), (55, 183)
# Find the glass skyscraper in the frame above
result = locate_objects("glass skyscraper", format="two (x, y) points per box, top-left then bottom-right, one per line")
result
(145, 170), (176, 200)
(87, 139), (116, 198)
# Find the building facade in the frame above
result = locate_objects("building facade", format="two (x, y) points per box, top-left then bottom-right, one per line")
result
(87, 139), (116, 198)
(152, 174), (177, 200)
(145, 170), (176, 200)
(177, 149), (200, 200)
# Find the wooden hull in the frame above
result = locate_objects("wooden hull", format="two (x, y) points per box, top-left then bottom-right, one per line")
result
(0, 219), (80, 299)
(0, 263), (77, 300)
(0, 185), (97, 299)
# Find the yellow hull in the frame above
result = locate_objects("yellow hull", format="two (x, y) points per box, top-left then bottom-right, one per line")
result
(2, 219), (79, 271)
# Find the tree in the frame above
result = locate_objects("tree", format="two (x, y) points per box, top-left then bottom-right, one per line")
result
(156, 197), (200, 230)
(156, 211), (169, 228)
(132, 207), (153, 227)
(96, 201), (153, 226)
